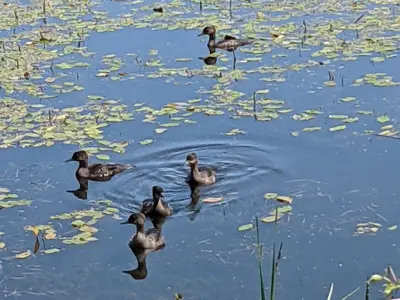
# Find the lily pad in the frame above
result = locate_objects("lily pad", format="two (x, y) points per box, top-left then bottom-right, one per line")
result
(15, 250), (32, 259)
(238, 224), (253, 231)
(140, 139), (153, 145)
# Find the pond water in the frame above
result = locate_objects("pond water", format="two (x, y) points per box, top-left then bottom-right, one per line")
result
(0, 0), (400, 299)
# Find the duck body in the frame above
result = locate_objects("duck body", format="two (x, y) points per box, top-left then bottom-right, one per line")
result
(65, 150), (131, 181)
(122, 213), (166, 251)
(198, 25), (253, 52)
(185, 153), (216, 186)
(140, 186), (172, 229)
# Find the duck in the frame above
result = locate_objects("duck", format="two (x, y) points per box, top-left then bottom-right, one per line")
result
(65, 150), (132, 181)
(121, 212), (165, 250)
(198, 25), (253, 51)
(141, 186), (172, 229)
(185, 152), (216, 186)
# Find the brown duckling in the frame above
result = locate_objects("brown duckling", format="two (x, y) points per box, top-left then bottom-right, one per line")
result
(65, 150), (132, 181)
(185, 153), (216, 186)
(121, 212), (165, 250)
(198, 25), (253, 51)
(141, 186), (172, 229)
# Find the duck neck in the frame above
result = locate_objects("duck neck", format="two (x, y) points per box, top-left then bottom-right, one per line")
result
(207, 34), (216, 47)
(78, 159), (89, 168)
(135, 222), (145, 234)
(190, 162), (199, 173)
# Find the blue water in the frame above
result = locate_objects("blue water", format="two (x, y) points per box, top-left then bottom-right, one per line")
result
(1, 0), (400, 299)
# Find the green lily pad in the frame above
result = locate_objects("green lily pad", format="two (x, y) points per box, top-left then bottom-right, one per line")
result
(238, 224), (253, 231)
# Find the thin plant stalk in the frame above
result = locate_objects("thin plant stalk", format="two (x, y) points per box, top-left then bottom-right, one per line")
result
(255, 217), (266, 300)
(270, 242), (276, 300)
(365, 277), (369, 300)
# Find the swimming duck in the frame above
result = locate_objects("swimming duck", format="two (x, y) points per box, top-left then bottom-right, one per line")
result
(121, 212), (165, 250)
(198, 25), (253, 51)
(65, 150), (131, 181)
(141, 186), (172, 229)
(185, 153), (216, 186)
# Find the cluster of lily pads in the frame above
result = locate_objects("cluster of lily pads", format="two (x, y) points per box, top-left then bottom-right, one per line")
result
(0, 189), (121, 258)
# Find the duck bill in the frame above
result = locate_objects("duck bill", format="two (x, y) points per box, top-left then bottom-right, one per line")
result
(197, 33), (205, 37)
(65, 158), (74, 162)
(120, 221), (130, 225)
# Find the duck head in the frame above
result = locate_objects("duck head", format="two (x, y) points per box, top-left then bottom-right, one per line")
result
(65, 150), (89, 163)
(152, 186), (165, 199)
(121, 212), (146, 225)
(198, 25), (216, 37)
(186, 153), (198, 166)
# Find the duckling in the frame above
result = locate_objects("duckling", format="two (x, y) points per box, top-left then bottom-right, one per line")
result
(198, 25), (253, 51)
(185, 153), (216, 186)
(65, 150), (132, 181)
(141, 186), (172, 229)
(121, 212), (165, 250)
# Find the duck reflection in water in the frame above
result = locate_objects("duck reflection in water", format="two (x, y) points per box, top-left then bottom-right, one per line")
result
(121, 212), (166, 280)
(198, 47), (218, 66)
(66, 176), (89, 200)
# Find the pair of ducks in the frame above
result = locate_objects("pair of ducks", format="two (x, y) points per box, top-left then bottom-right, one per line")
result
(65, 151), (216, 251)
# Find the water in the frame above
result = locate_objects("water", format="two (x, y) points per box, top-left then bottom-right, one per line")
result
(1, 0), (400, 298)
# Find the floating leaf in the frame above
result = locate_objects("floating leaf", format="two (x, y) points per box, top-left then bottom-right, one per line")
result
(291, 131), (299, 137)
(261, 214), (283, 223)
(15, 250), (32, 259)
(43, 248), (62, 254)
(96, 154), (110, 160)
(302, 127), (322, 132)
(175, 58), (192, 62)
(264, 193), (278, 200)
(160, 123), (180, 128)
(203, 197), (223, 203)
(388, 225), (397, 231)
(238, 224), (253, 231)
(155, 128), (167, 134)
(377, 115), (390, 123)
(71, 220), (86, 227)
(140, 139), (153, 145)
(340, 97), (356, 103)
(276, 196), (293, 204)
(225, 128), (246, 136)
(0, 242), (5, 249)
(0, 188), (10, 193)
(276, 206), (292, 213)
(329, 125), (346, 132)
(324, 81), (336, 87)
(256, 89), (269, 94)
(96, 72), (109, 77)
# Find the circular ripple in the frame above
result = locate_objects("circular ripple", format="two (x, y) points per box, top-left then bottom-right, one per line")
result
(103, 138), (289, 218)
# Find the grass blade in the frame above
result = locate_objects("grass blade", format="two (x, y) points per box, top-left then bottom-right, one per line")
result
(256, 217), (266, 300)
(327, 283), (334, 300)
(341, 286), (360, 300)
(270, 242), (276, 300)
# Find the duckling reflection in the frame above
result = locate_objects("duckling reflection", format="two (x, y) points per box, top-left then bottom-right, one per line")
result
(121, 212), (166, 280)
(198, 47), (218, 66)
(66, 177), (89, 200)
(65, 150), (132, 182)
(140, 186), (172, 230)
(187, 185), (201, 222)
(185, 153), (216, 188)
